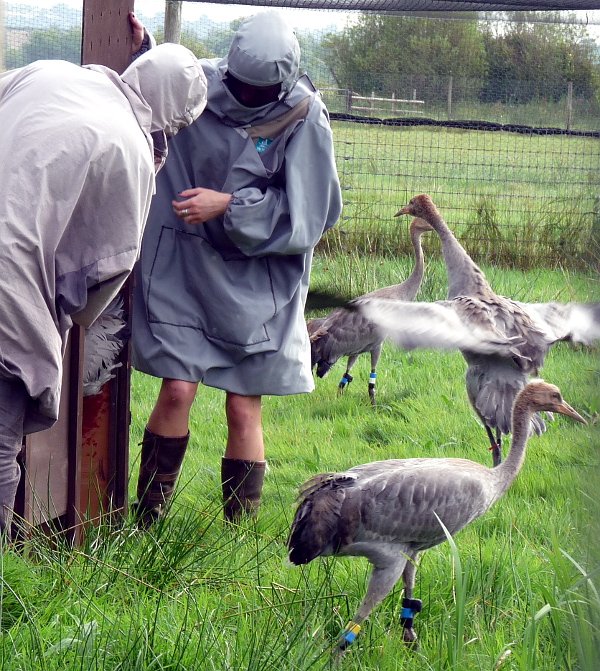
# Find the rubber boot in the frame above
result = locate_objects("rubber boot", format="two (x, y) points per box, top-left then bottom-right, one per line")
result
(221, 457), (266, 522)
(131, 427), (190, 527)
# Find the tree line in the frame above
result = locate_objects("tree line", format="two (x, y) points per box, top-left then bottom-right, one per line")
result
(320, 12), (600, 105)
(5, 12), (599, 108)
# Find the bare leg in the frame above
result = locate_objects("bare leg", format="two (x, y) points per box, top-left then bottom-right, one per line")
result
(132, 379), (197, 525)
(224, 393), (264, 461)
(147, 379), (199, 437)
(222, 393), (266, 520)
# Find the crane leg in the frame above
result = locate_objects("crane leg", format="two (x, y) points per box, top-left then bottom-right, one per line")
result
(400, 553), (422, 648)
(485, 425), (502, 467)
(336, 557), (407, 654)
(338, 355), (358, 395)
(368, 345), (383, 407)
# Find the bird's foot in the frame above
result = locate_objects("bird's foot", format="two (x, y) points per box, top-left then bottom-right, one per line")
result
(400, 598), (422, 650)
(402, 627), (419, 650)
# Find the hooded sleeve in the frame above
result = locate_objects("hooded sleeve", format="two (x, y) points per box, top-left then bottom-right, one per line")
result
(222, 99), (342, 257)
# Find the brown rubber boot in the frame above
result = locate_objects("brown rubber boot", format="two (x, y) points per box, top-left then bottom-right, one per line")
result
(221, 457), (267, 522)
(131, 427), (190, 527)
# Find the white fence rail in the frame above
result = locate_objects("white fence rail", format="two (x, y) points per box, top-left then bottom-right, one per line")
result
(320, 88), (425, 115)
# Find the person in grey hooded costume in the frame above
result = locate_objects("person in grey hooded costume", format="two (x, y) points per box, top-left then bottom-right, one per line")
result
(131, 10), (342, 523)
(0, 43), (207, 536)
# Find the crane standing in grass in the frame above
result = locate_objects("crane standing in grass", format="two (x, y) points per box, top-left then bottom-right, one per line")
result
(308, 217), (434, 405)
(385, 194), (600, 466)
(288, 380), (587, 654)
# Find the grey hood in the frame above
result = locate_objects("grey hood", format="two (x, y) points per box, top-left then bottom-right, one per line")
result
(205, 10), (302, 126)
(87, 43), (208, 138)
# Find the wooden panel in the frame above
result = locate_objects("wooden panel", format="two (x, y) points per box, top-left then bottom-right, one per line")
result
(80, 384), (112, 522)
(81, 0), (135, 74)
(22, 327), (84, 531)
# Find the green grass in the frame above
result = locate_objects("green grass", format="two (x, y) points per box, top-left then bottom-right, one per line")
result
(1, 261), (598, 670)
(325, 122), (600, 269)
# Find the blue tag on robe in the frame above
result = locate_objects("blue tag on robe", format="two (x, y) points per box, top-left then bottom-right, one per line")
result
(255, 137), (273, 153)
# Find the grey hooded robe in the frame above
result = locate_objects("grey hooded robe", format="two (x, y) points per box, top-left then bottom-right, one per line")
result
(132, 11), (342, 396)
(0, 44), (207, 433)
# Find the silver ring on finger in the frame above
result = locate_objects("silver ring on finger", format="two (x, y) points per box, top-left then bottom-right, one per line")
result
(182, 208), (189, 217)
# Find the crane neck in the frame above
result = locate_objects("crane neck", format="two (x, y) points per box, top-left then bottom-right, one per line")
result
(400, 228), (427, 301)
(426, 211), (492, 300)
(490, 400), (532, 500)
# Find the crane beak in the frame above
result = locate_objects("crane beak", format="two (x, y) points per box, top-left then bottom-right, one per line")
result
(394, 205), (411, 217)
(555, 401), (587, 425)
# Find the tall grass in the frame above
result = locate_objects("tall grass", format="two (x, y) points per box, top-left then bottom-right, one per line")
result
(0, 261), (597, 669)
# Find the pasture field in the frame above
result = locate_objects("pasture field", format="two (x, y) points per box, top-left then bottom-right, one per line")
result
(327, 122), (600, 269)
(0, 258), (597, 670)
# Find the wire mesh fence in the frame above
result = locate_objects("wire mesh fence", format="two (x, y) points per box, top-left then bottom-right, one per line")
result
(3, 2), (599, 269)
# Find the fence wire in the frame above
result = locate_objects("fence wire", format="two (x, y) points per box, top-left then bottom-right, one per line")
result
(3, 2), (599, 269)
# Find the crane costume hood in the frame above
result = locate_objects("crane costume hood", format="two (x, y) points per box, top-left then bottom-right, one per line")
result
(206, 10), (301, 125)
(132, 11), (343, 395)
(0, 45), (207, 432)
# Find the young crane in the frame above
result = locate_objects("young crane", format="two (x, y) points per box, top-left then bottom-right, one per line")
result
(307, 217), (433, 405)
(308, 217), (433, 405)
(288, 381), (586, 653)
(367, 195), (599, 465)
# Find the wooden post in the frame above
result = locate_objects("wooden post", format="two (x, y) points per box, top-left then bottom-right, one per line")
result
(566, 81), (573, 131)
(370, 91), (375, 113)
(345, 89), (353, 113)
(447, 74), (453, 120)
(164, 1), (183, 44)
(391, 92), (395, 114)
(81, 0), (134, 73)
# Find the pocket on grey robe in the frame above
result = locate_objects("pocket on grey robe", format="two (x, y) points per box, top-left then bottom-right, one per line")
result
(147, 226), (276, 351)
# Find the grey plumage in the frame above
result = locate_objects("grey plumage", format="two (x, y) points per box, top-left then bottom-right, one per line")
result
(83, 297), (128, 397)
(359, 194), (599, 466)
(288, 381), (586, 652)
(308, 217), (433, 404)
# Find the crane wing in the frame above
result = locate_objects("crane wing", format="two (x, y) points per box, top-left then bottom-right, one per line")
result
(515, 302), (600, 345)
(351, 297), (523, 356)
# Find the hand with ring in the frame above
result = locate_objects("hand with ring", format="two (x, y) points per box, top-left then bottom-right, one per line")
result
(172, 188), (233, 225)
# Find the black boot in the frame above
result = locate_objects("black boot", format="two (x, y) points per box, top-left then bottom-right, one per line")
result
(221, 457), (266, 522)
(131, 427), (190, 527)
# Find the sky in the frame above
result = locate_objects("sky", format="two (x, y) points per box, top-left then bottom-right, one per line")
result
(133, 0), (353, 30)
(13, 1), (600, 39)
(16, 0), (353, 31)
